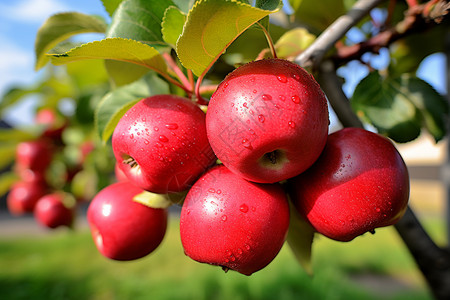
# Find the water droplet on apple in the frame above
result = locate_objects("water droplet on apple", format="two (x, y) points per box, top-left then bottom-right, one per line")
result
(277, 74), (287, 83)
(159, 135), (169, 142)
(144, 139), (149, 145)
(291, 95), (301, 104)
(237, 248), (243, 255)
(208, 188), (215, 193)
(293, 74), (300, 81)
(243, 102), (248, 108)
(376, 207), (381, 213)
(221, 215), (227, 221)
(242, 139), (253, 150)
(288, 121), (296, 128)
(262, 94), (272, 101)
(239, 204), (249, 213)
(165, 123), (178, 130)
(279, 95), (286, 101)
(258, 115), (265, 123)
(155, 142), (163, 148)
(244, 244), (251, 251)
(253, 89), (257, 93)
(154, 127), (159, 131)
(129, 133), (134, 139)
(216, 189), (222, 194)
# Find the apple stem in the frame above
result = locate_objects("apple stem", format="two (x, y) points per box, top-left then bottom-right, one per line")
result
(369, 229), (376, 234)
(221, 266), (230, 273)
(162, 52), (193, 95)
(256, 21), (277, 59)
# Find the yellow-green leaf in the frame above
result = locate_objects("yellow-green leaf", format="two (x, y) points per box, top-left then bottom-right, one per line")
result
(176, 0), (280, 77)
(162, 6), (187, 47)
(274, 28), (316, 59)
(286, 200), (315, 275)
(35, 12), (107, 70)
(101, 0), (125, 17)
(48, 38), (167, 75)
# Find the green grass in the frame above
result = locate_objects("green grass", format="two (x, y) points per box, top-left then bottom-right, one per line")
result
(0, 216), (443, 300)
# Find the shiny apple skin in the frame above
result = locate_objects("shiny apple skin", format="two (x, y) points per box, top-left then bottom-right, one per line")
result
(87, 182), (168, 261)
(112, 95), (216, 194)
(206, 58), (329, 183)
(15, 140), (53, 173)
(180, 165), (290, 275)
(289, 127), (410, 242)
(7, 181), (48, 215)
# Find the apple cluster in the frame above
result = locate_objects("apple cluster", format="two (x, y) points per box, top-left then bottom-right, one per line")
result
(6, 109), (77, 229)
(87, 58), (409, 276)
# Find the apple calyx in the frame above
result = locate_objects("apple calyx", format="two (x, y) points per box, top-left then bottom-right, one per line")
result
(122, 155), (139, 169)
(259, 149), (287, 168)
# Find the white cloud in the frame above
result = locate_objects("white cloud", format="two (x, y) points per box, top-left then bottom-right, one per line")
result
(0, 0), (69, 24)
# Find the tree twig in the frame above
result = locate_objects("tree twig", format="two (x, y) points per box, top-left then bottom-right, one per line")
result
(294, 0), (385, 69)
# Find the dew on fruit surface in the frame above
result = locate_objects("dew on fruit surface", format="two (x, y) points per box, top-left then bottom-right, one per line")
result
(165, 123), (178, 130)
(292, 74), (301, 81)
(221, 215), (227, 221)
(154, 127), (159, 131)
(244, 244), (251, 251)
(243, 102), (248, 108)
(242, 138), (253, 150)
(208, 188), (215, 193)
(248, 128), (256, 135)
(253, 89), (257, 94)
(144, 139), (149, 145)
(375, 207), (381, 213)
(277, 74), (287, 83)
(159, 135), (169, 142)
(279, 95), (286, 101)
(291, 95), (301, 104)
(258, 115), (265, 123)
(216, 189), (222, 194)
(288, 121), (296, 128)
(129, 133), (134, 139)
(262, 94), (272, 101)
(155, 142), (163, 148)
(239, 204), (249, 213)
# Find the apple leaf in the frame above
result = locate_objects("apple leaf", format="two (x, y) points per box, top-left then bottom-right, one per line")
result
(286, 200), (315, 275)
(0, 143), (18, 170)
(0, 172), (19, 198)
(273, 27), (316, 59)
(104, 60), (151, 87)
(289, 0), (346, 33)
(48, 38), (167, 75)
(35, 12), (107, 70)
(101, 0), (125, 17)
(176, 0), (280, 77)
(172, 0), (196, 13)
(352, 72), (448, 143)
(106, 0), (175, 48)
(0, 128), (38, 143)
(133, 191), (173, 209)
(95, 74), (169, 143)
(162, 6), (187, 47)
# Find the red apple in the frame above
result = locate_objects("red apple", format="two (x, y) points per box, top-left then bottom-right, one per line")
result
(7, 180), (48, 215)
(289, 127), (410, 242)
(180, 165), (290, 276)
(206, 58), (329, 183)
(112, 95), (216, 194)
(87, 182), (168, 261)
(114, 162), (128, 182)
(34, 192), (75, 229)
(35, 108), (67, 142)
(15, 140), (53, 173)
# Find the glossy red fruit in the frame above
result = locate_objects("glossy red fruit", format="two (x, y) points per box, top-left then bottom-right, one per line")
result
(15, 140), (53, 173)
(34, 193), (75, 229)
(180, 165), (290, 276)
(7, 181), (48, 215)
(87, 182), (168, 261)
(112, 95), (216, 194)
(206, 58), (329, 183)
(35, 108), (67, 142)
(289, 127), (410, 242)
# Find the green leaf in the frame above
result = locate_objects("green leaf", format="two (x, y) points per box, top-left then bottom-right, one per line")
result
(172, 0), (196, 13)
(66, 59), (109, 90)
(351, 72), (443, 143)
(95, 74), (169, 143)
(286, 200), (315, 275)
(176, 0), (280, 77)
(0, 143), (18, 170)
(0, 128), (37, 143)
(104, 60), (151, 87)
(48, 38), (167, 75)
(397, 75), (448, 142)
(0, 172), (19, 198)
(35, 12), (107, 70)
(106, 0), (175, 48)
(289, 0), (346, 33)
(162, 6), (187, 47)
(273, 27), (315, 59)
(0, 86), (38, 113)
(101, 0), (125, 17)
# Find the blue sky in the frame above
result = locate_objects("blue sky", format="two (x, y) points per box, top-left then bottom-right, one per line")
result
(0, 0), (447, 126)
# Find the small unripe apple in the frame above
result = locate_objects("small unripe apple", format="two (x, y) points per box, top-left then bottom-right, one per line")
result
(289, 127), (410, 242)
(15, 140), (53, 173)
(206, 58), (329, 183)
(7, 180), (48, 215)
(34, 192), (75, 229)
(180, 165), (290, 275)
(112, 95), (216, 194)
(87, 182), (168, 261)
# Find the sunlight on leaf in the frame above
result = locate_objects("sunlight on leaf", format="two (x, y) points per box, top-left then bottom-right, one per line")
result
(176, 0), (280, 77)
(162, 6), (187, 47)
(35, 12), (107, 70)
